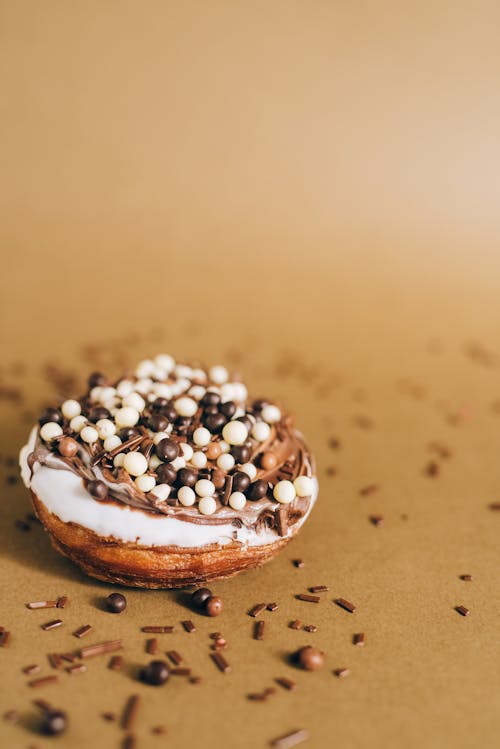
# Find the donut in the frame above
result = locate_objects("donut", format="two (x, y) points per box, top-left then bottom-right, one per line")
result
(19, 355), (318, 588)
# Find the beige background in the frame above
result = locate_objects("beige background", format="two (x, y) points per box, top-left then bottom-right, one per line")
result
(0, 2), (499, 748)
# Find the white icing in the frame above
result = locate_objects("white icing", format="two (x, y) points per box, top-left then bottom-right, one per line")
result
(19, 428), (317, 549)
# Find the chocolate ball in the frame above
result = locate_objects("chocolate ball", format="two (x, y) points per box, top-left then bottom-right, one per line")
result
(152, 397), (169, 411)
(58, 436), (79, 458)
(88, 371), (107, 388)
(231, 444), (252, 464)
(205, 596), (223, 617)
(211, 468), (225, 490)
(252, 399), (267, 413)
(156, 463), (177, 485)
(201, 391), (221, 407)
(296, 645), (324, 671)
(206, 442), (222, 461)
(39, 407), (63, 426)
(156, 438), (179, 462)
(142, 660), (169, 686)
(219, 401), (236, 418)
(236, 415), (253, 432)
(191, 587), (212, 609)
(119, 427), (141, 441)
(148, 413), (170, 432)
(175, 416), (192, 429)
(232, 471), (250, 492)
(106, 592), (127, 613)
(260, 452), (277, 470)
(88, 479), (108, 500)
(88, 405), (111, 422)
(42, 709), (68, 736)
(203, 412), (227, 433)
(177, 467), (197, 488)
(247, 479), (268, 501)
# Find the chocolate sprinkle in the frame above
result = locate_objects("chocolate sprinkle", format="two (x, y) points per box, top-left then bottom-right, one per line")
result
(248, 603), (267, 617)
(309, 586), (329, 593)
(353, 632), (365, 646)
(74, 625), (92, 638)
(459, 574), (473, 581)
(122, 694), (140, 731)
(455, 605), (470, 617)
(167, 650), (183, 665)
(275, 676), (297, 690)
(270, 728), (309, 748)
(296, 594), (320, 603)
(29, 676), (59, 688)
(109, 655), (124, 671)
(293, 559), (305, 568)
(141, 626), (174, 633)
(146, 638), (158, 655)
(267, 602), (279, 611)
(182, 620), (196, 633)
(27, 600), (57, 610)
(334, 598), (356, 613)
(289, 620), (302, 630)
(334, 667), (350, 678)
(41, 619), (63, 631)
(211, 652), (231, 673)
(254, 621), (265, 640)
(80, 640), (123, 658)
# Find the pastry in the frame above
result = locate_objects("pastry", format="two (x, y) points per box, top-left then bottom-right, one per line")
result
(19, 355), (318, 588)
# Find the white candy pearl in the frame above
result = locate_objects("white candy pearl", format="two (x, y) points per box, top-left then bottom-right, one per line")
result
(61, 399), (81, 419)
(113, 452), (126, 467)
(155, 354), (175, 373)
(217, 453), (235, 471)
(222, 421), (248, 446)
(175, 365), (193, 379)
(135, 378), (153, 395)
(198, 496), (217, 515)
(40, 422), (63, 441)
(90, 386), (103, 401)
(80, 426), (99, 444)
(192, 368), (207, 383)
(229, 492), (247, 510)
(104, 435), (122, 452)
(252, 421), (271, 442)
(262, 405), (282, 424)
(149, 483), (171, 501)
(219, 440), (230, 453)
(116, 380), (134, 397)
(135, 359), (155, 378)
(195, 479), (215, 497)
(171, 456), (186, 471)
(149, 454), (162, 470)
(209, 365), (228, 385)
(180, 443), (193, 461)
(232, 383), (248, 402)
(178, 486), (196, 506)
(70, 415), (87, 433)
(189, 385), (206, 400)
(135, 474), (156, 493)
(193, 427), (211, 447)
(123, 451), (148, 476)
(122, 392), (146, 412)
(173, 378), (191, 395)
(191, 451), (207, 468)
(153, 431), (170, 445)
(99, 387), (117, 403)
(294, 476), (314, 497)
(219, 384), (235, 402)
(152, 366), (167, 381)
(114, 407), (140, 428)
(240, 463), (257, 480)
(96, 419), (116, 439)
(174, 396), (197, 417)
(273, 480), (296, 504)
(153, 383), (172, 399)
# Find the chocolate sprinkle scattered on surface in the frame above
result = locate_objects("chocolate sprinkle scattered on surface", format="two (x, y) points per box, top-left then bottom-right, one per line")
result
(303, 624), (318, 633)
(359, 484), (379, 496)
(27, 600), (57, 610)
(146, 638), (158, 655)
(296, 593), (320, 603)
(80, 640), (123, 659)
(171, 667), (191, 676)
(267, 602), (279, 611)
(74, 624), (92, 638)
(270, 728), (309, 748)
(182, 620), (196, 633)
(0, 630), (11, 647)
(248, 603), (267, 617)
(141, 625), (174, 633)
(489, 502), (500, 511)
(23, 664), (41, 675)
(309, 585), (329, 593)
(167, 650), (183, 665)
(211, 651), (231, 673)
(67, 663), (87, 675)
(152, 725), (167, 735)
(460, 574), (473, 581)
(102, 712), (116, 722)
(334, 598), (357, 613)
(334, 667), (350, 678)
(122, 694), (140, 731)
(29, 675), (59, 688)
(369, 515), (384, 527)
(41, 619), (63, 631)
(455, 605), (470, 617)
(289, 620), (302, 630)
(108, 655), (124, 670)
(293, 559), (305, 568)
(254, 621), (265, 640)
(123, 734), (136, 749)
(353, 632), (365, 646)
(56, 596), (69, 609)
(276, 676), (297, 691)
(425, 461), (440, 477)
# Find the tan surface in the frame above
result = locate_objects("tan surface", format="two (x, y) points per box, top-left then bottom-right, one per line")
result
(0, 2), (499, 748)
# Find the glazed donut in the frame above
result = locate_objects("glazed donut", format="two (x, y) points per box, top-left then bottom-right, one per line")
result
(19, 356), (318, 588)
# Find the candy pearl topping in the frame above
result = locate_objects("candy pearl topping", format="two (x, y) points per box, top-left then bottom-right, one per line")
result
(149, 483), (171, 501)
(178, 486), (196, 506)
(240, 462), (257, 480)
(193, 427), (211, 447)
(180, 443), (194, 461)
(209, 365), (228, 385)
(123, 452), (148, 477)
(222, 420), (248, 446)
(113, 453), (126, 467)
(135, 359), (155, 378)
(80, 426), (99, 444)
(294, 476), (314, 497)
(251, 421), (271, 441)
(96, 419), (116, 439)
(174, 396), (197, 417)
(217, 453), (235, 471)
(122, 392), (146, 412)
(40, 422), (63, 441)
(191, 451), (207, 468)
(103, 435), (121, 452)
(58, 436), (79, 457)
(61, 399), (81, 419)
(69, 415), (87, 433)
(261, 404), (281, 424)
(114, 406), (140, 428)
(273, 480), (296, 504)
(195, 479), (215, 497)
(198, 496), (217, 515)
(228, 491), (247, 510)
(135, 474), (156, 493)
(155, 353), (175, 373)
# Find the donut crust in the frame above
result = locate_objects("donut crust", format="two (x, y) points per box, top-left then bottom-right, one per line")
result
(30, 491), (296, 588)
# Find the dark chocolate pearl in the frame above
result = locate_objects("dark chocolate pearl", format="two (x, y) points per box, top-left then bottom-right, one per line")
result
(247, 479), (268, 501)
(42, 710), (68, 736)
(177, 467), (197, 488)
(155, 438), (179, 462)
(156, 463), (177, 485)
(87, 480), (108, 500)
(142, 660), (170, 686)
(175, 416), (192, 429)
(203, 412), (226, 433)
(231, 444), (252, 464)
(219, 400), (236, 418)
(106, 592), (127, 613)
(39, 407), (63, 426)
(191, 587), (212, 609)
(58, 436), (79, 458)
(236, 415), (253, 432)
(296, 645), (324, 671)
(252, 399), (267, 413)
(152, 397), (169, 411)
(88, 405), (111, 422)
(148, 413), (170, 432)
(163, 405), (178, 422)
(205, 596), (223, 617)
(119, 427), (141, 441)
(201, 391), (221, 407)
(88, 371), (107, 388)
(232, 471), (250, 492)
(203, 404), (219, 415)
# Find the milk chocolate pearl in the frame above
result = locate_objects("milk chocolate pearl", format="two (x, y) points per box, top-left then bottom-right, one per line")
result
(177, 467), (197, 487)
(88, 405), (111, 422)
(191, 587), (212, 609)
(219, 401), (236, 418)
(211, 467), (225, 490)
(42, 710), (68, 736)
(231, 444), (252, 464)
(232, 471), (250, 492)
(148, 413), (170, 432)
(142, 660), (169, 686)
(88, 479), (108, 500)
(260, 452), (277, 471)
(205, 442), (222, 461)
(203, 412), (226, 433)
(201, 391), (221, 407)
(156, 462), (177, 485)
(106, 592), (127, 613)
(88, 371), (107, 388)
(205, 596), (223, 617)
(247, 479), (268, 501)
(156, 438), (179, 462)
(39, 407), (63, 426)
(58, 436), (79, 458)
(296, 645), (324, 671)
